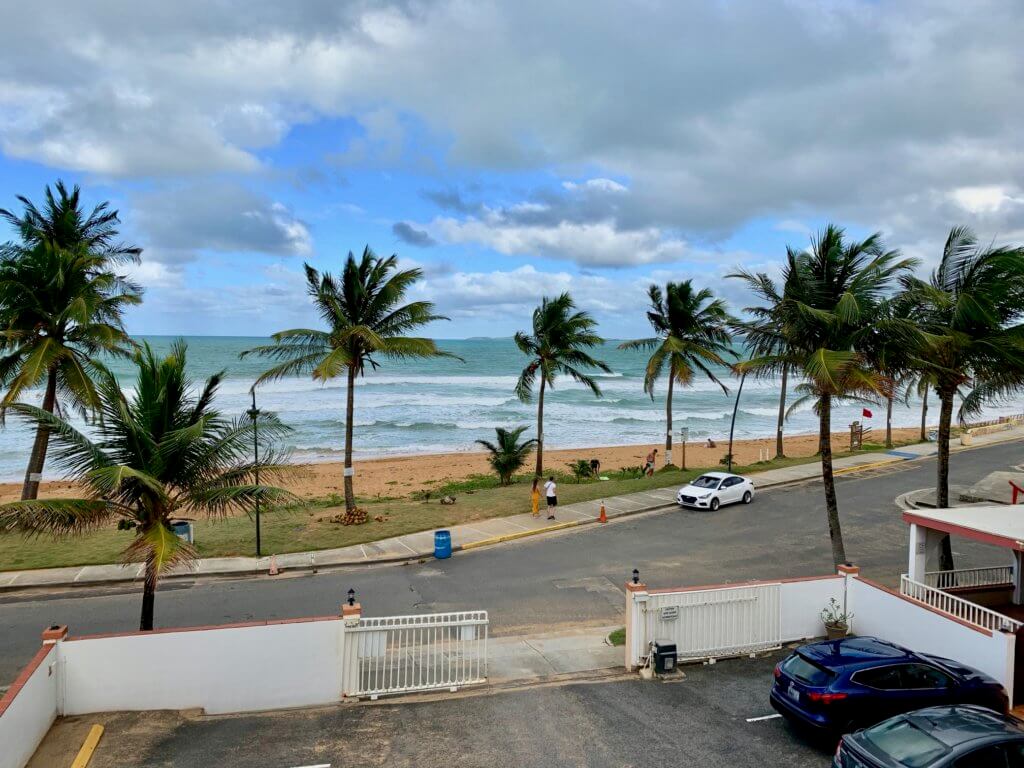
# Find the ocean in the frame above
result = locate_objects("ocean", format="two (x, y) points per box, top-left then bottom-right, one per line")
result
(1, 336), (1020, 482)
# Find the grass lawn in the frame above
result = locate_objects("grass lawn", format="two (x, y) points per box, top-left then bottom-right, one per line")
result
(0, 440), (915, 571)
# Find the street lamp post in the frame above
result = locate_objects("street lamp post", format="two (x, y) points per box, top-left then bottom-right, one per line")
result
(247, 388), (262, 558)
(726, 371), (747, 473)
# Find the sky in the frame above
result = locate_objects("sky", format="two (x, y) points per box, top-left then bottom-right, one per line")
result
(1, 0), (1022, 339)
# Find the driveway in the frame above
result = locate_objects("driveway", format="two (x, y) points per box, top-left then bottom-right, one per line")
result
(31, 650), (833, 768)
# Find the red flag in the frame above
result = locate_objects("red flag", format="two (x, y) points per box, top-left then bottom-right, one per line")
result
(862, 408), (873, 418)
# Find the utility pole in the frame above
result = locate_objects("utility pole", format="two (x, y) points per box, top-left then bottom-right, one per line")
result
(247, 388), (262, 557)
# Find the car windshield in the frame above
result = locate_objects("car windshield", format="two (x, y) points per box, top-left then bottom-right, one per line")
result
(862, 719), (949, 768)
(691, 475), (722, 489)
(782, 654), (834, 686)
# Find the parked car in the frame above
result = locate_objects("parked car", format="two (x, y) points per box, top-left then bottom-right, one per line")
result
(771, 637), (1008, 734)
(675, 471), (754, 510)
(834, 705), (1024, 767)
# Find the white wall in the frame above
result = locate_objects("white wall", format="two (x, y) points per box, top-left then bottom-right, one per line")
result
(780, 577), (845, 641)
(0, 646), (58, 768)
(60, 619), (346, 716)
(851, 578), (1015, 701)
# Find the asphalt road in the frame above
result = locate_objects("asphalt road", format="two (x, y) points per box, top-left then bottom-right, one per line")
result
(33, 652), (833, 768)
(2, 440), (1020, 685)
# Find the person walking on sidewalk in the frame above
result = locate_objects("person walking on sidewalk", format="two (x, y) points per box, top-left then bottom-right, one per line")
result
(544, 476), (558, 519)
(531, 476), (541, 517)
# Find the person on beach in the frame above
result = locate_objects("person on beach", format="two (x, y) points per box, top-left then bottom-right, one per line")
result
(590, 458), (601, 476)
(531, 477), (541, 517)
(544, 476), (558, 519)
(706, 437), (716, 449)
(644, 448), (658, 477)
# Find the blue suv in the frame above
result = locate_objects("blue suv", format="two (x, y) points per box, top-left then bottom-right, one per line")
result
(770, 637), (1007, 734)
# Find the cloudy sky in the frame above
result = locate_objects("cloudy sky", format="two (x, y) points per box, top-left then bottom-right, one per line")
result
(1, 0), (1022, 338)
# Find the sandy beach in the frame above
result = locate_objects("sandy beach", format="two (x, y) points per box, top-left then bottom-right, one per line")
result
(0, 427), (924, 504)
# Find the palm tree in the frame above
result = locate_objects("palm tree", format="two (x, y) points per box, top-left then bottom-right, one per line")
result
(244, 247), (453, 513)
(901, 227), (1024, 570)
(0, 181), (142, 500)
(0, 342), (293, 630)
(728, 269), (801, 459)
(861, 298), (919, 448)
(740, 225), (917, 567)
(475, 426), (537, 486)
(619, 282), (734, 465)
(515, 293), (610, 476)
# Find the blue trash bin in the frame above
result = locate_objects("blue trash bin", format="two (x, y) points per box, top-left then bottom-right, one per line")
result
(434, 530), (452, 559)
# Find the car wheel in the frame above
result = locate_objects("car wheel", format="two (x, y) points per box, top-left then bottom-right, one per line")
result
(709, 497), (720, 511)
(743, 491), (752, 504)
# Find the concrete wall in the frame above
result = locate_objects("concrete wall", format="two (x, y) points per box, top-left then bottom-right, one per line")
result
(61, 617), (346, 716)
(851, 577), (1015, 702)
(0, 646), (58, 768)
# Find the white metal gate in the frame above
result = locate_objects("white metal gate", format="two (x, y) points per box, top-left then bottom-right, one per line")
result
(643, 583), (782, 660)
(345, 611), (488, 698)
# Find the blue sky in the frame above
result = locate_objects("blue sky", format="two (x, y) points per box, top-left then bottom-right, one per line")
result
(1, 1), (1022, 339)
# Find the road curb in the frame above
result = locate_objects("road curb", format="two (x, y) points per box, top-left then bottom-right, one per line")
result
(460, 519), (585, 550)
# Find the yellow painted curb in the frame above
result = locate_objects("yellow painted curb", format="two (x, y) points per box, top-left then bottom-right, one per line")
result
(833, 458), (902, 476)
(71, 724), (104, 768)
(460, 519), (583, 550)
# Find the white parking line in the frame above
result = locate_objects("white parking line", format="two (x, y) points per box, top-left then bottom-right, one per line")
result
(745, 714), (782, 723)
(289, 763), (331, 768)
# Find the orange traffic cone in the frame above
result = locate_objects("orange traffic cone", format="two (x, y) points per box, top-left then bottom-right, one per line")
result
(268, 555), (279, 576)
(599, 502), (607, 523)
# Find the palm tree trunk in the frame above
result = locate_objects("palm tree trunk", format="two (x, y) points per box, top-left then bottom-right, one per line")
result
(919, 388), (928, 442)
(21, 368), (58, 501)
(534, 377), (546, 476)
(885, 394), (893, 449)
(140, 560), (157, 631)
(819, 393), (847, 567)
(775, 365), (788, 459)
(665, 367), (674, 464)
(344, 364), (356, 513)
(936, 389), (955, 570)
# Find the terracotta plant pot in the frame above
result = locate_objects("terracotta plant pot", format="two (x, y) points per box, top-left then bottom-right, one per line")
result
(825, 622), (849, 641)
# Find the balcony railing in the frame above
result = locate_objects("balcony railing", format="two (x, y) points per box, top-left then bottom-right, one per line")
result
(899, 575), (1022, 633)
(922, 566), (1013, 590)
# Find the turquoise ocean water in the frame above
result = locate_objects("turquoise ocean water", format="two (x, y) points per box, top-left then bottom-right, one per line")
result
(1, 336), (1019, 482)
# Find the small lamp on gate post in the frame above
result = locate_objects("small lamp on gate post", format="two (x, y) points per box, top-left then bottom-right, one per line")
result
(632, 568), (640, 585)
(347, 588), (356, 607)
(247, 388), (262, 558)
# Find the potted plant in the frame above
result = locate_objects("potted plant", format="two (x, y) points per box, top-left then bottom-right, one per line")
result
(821, 598), (853, 640)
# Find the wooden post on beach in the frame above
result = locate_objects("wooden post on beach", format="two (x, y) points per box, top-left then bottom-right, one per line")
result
(680, 427), (688, 470)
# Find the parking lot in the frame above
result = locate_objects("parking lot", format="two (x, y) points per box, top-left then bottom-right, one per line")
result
(30, 650), (832, 768)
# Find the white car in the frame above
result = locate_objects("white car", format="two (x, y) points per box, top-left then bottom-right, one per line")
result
(676, 471), (755, 511)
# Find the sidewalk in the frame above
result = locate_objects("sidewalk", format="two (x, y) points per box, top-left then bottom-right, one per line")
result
(2, 425), (1021, 592)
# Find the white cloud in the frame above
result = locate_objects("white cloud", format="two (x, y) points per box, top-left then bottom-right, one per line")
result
(562, 178), (627, 194)
(432, 216), (687, 267)
(949, 185), (1022, 215)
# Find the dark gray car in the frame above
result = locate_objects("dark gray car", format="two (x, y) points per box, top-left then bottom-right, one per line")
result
(834, 705), (1024, 767)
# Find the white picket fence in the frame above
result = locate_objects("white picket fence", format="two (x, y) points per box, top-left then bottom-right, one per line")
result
(642, 583), (783, 661)
(344, 611), (489, 698)
(899, 575), (1021, 632)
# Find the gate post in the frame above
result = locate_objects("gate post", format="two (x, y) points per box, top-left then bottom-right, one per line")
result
(341, 600), (362, 698)
(625, 577), (648, 671)
(836, 563), (860, 632)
